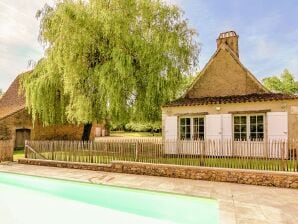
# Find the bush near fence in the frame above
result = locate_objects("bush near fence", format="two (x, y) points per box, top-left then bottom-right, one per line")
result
(25, 138), (298, 172)
(0, 140), (13, 162)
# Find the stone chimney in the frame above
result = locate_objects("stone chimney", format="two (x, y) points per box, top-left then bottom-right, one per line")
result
(216, 31), (239, 57)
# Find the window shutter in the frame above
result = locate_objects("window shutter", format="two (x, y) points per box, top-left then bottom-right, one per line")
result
(205, 115), (222, 140)
(164, 115), (177, 154)
(267, 112), (288, 140)
(222, 114), (232, 140)
(267, 112), (288, 158)
(164, 115), (177, 140)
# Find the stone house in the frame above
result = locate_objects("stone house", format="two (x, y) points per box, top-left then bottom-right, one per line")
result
(0, 74), (108, 150)
(162, 31), (298, 156)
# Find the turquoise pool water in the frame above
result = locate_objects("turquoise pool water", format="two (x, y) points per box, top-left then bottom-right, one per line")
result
(0, 172), (218, 224)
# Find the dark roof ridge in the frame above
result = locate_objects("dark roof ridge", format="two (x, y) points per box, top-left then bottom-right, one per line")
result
(163, 92), (298, 107)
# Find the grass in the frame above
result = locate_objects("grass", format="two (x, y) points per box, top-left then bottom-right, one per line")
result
(13, 149), (25, 161)
(110, 131), (162, 137)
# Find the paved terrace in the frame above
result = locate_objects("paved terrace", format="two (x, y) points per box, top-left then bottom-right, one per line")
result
(0, 163), (297, 224)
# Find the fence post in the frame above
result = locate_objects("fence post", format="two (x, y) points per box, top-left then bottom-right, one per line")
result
(200, 140), (206, 166)
(281, 140), (286, 171)
(135, 141), (139, 162)
(51, 141), (54, 160)
(24, 140), (28, 159)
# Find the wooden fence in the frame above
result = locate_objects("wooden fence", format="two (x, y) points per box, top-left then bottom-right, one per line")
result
(25, 138), (298, 172)
(0, 140), (13, 162)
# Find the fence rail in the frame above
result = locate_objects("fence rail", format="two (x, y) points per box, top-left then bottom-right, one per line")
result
(25, 138), (298, 172)
(0, 140), (13, 162)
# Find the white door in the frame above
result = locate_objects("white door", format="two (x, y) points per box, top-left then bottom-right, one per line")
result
(267, 112), (288, 158)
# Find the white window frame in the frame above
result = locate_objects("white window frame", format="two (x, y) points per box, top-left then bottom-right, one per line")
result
(179, 116), (205, 140)
(233, 113), (265, 141)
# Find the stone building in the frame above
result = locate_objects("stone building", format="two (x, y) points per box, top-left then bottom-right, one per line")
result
(0, 74), (108, 150)
(162, 31), (298, 155)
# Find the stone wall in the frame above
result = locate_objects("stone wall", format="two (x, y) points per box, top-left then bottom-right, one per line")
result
(0, 140), (13, 162)
(18, 158), (298, 189)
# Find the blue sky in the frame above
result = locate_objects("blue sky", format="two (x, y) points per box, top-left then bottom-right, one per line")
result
(0, 0), (298, 91)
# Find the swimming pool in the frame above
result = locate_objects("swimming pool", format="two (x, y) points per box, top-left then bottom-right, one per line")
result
(0, 172), (218, 224)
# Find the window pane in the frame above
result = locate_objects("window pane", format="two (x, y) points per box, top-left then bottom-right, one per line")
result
(186, 118), (191, 125)
(257, 133), (264, 139)
(199, 133), (204, 140)
(250, 133), (257, 140)
(250, 116), (256, 124)
(257, 124), (264, 132)
(241, 116), (246, 124)
(186, 125), (190, 133)
(199, 126), (204, 132)
(193, 118), (199, 126)
(250, 124), (256, 132)
(180, 118), (185, 125)
(234, 133), (240, 140)
(193, 126), (198, 134)
(185, 133), (191, 139)
(257, 116), (263, 123)
(240, 125), (247, 132)
(241, 134), (247, 141)
(234, 125), (240, 132)
(234, 116), (240, 124)
(180, 126), (185, 132)
(199, 118), (204, 125)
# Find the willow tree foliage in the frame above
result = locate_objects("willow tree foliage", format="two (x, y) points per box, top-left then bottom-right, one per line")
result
(263, 69), (298, 94)
(22, 0), (199, 137)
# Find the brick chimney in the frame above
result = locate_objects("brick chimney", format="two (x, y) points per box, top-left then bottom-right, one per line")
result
(217, 31), (239, 57)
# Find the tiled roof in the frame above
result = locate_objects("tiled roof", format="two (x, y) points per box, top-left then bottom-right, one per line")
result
(163, 93), (298, 107)
(0, 75), (26, 120)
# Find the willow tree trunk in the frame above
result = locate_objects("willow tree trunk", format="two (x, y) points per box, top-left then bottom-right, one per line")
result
(82, 123), (92, 141)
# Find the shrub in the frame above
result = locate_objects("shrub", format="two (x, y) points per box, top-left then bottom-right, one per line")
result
(124, 122), (161, 133)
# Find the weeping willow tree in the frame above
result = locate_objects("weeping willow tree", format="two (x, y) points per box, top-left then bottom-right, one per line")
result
(21, 0), (199, 140)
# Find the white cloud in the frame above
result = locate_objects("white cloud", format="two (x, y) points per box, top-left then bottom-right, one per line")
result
(251, 36), (279, 60)
(0, 0), (54, 91)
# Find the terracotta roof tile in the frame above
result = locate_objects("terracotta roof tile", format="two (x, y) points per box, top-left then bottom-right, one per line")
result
(163, 93), (298, 107)
(0, 75), (26, 119)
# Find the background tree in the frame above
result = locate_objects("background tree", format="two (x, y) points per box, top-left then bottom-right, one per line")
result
(21, 0), (199, 140)
(263, 69), (298, 94)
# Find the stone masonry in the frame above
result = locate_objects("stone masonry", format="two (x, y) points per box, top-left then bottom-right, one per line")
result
(18, 158), (298, 189)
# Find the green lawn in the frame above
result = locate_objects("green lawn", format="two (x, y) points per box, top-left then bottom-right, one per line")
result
(13, 150), (25, 161)
(110, 131), (162, 137)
